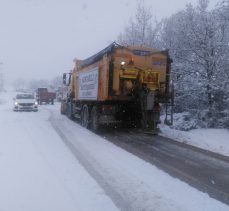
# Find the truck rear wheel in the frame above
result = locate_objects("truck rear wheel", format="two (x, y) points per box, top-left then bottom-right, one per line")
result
(81, 105), (89, 128)
(90, 106), (99, 131)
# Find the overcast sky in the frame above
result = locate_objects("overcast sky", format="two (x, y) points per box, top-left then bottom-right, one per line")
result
(0, 0), (219, 85)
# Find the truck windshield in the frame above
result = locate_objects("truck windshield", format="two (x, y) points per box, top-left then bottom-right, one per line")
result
(16, 94), (34, 99)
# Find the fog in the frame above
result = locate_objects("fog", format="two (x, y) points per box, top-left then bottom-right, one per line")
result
(0, 0), (219, 85)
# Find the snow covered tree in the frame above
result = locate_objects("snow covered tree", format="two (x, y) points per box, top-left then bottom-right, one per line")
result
(118, 3), (161, 48)
(159, 0), (229, 128)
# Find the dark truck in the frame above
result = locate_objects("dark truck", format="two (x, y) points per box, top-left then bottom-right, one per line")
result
(37, 88), (56, 105)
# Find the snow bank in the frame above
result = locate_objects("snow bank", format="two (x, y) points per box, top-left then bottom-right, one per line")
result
(160, 123), (229, 157)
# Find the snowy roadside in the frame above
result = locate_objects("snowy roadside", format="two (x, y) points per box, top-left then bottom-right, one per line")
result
(0, 91), (118, 211)
(0, 91), (7, 104)
(49, 104), (228, 211)
(1, 91), (229, 211)
(159, 123), (229, 157)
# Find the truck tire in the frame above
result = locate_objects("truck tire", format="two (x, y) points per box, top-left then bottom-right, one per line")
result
(81, 105), (89, 128)
(67, 102), (73, 119)
(90, 106), (99, 131)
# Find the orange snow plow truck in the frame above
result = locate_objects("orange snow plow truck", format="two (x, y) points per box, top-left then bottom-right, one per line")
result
(61, 43), (173, 133)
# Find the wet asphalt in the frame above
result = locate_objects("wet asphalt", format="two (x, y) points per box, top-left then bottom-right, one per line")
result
(98, 128), (229, 205)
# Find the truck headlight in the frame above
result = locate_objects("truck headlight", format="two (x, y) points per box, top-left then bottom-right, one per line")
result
(35, 101), (38, 105)
(14, 102), (18, 105)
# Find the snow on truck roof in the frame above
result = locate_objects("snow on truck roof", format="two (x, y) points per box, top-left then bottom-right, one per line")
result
(80, 42), (119, 68)
(80, 42), (168, 68)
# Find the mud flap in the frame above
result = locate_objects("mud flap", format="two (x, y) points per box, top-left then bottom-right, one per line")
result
(140, 89), (158, 132)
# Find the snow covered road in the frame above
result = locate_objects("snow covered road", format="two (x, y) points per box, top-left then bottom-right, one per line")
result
(99, 128), (229, 205)
(0, 91), (229, 211)
(0, 93), (118, 211)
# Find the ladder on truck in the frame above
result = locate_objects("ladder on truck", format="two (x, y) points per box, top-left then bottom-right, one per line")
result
(164, 83), (174, 126)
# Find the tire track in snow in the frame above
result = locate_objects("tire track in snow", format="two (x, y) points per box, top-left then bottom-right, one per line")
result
(99, 129), (229, 206)
(48, 111), (132, 211)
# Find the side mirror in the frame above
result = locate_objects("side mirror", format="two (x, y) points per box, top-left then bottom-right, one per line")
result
(63, 73), (72, 86)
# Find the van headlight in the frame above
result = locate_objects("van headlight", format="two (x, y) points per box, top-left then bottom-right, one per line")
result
(35, 101), (38, 105)
(14, 102), (18, 105)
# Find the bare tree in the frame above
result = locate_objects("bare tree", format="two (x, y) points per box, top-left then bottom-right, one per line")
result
(118, 3), (161, 48)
